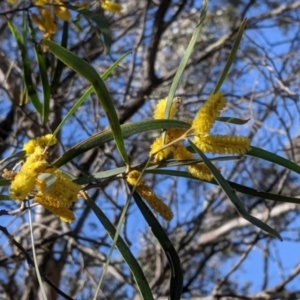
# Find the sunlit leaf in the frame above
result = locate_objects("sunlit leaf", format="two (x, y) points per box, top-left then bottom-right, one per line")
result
(54, 119), (190, 167)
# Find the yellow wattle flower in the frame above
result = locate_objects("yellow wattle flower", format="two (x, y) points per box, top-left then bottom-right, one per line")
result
(149, 136), (171, 162)
(9, 134), (81, 222)
(23, 134), (56, 154)
(192, 92), (227, 134)
(10, 171), (37, 200)
(31, 9), (57, 39)
(54, 5), (71, 21)
(127, 170), (173, 221)
(153, 97), (179, 120)
(41, 8), (57, 33)
(101, 0), (122, 13)
(188, 164), (214, 181)
(34, 168), (80, 223)
(149, 128), (187, 162)
(193, 135), (251, 155)
(172, 144), (213, 181)
(35, 201), (75, 223)
(36, 168), (81, 207)
(34, 0), (48, 5)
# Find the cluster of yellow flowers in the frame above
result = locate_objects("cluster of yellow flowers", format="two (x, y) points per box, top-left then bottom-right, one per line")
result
(31, 0), (72, 39)
(3, 134), (81, 223)
(150, 92), (250, 179)
(7, 0), (122, 40)
(128, 92), (250, 221)
(127, 170), (173, 221)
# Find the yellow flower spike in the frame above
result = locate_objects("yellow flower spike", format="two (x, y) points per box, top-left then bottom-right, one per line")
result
(172, 144), (214, 181)
(10, 171), (36, 200)
(172, 144), (194, 161)
(153, 97), (180, 120)
(41, 9), (57, 34)
(188, 164), (214, 181)
(127, 170), (173, 221)
(8, 134), (80, 222)
(53, 5), (71, 21)
(149, 129), (187, 162)
(149, 136), (172, 162)
(74, 1), (90, 9)
(34, 0), (48, 5)
(31, 13), (47, 32)
(51, 169), (81, 205)
(32, 9), (57, 39)
(192, 92), (227, 134)
(37, 168), (81, 207)
(23, 134), (57, 154)
(100, 0), (122, 13)
(36, 201), (75, 223)
(34, 193), (68, 208)
(193, 135), (251, 155)
(33, 168), (80, 222)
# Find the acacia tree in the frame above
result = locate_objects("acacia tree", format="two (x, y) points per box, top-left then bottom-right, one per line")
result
(1, 0), (300, 299)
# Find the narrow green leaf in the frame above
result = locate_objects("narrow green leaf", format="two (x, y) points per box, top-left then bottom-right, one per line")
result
(7, 21), (42, 114)
(248, 146), (300, 176)
(0, 151), (26, 173)
(132, 191), (183, 300)
(0, 195), (12, 200)
(85, 194), (154, 300)
(188, 139), (282, 240)
(0, 180), (10, 187)
(28, 209), (48, 300)
(217, 116), (250, 125)
(146, 169), (300, 205)
(101, 51), (131, 81)
(164, 0), (208, 120)
(213, 19), (247, 93)
(67, 6), (111, 53)
(51, 21), (69, 94)
(27, 14), (51, 124)
(74, 166), (126, 184)
(54, 119), (190, 167)
(36, 47), (50, 124)
(53, 51), (131, 137)
(43, 40), (129, 164)
(74, 156), (240, 185)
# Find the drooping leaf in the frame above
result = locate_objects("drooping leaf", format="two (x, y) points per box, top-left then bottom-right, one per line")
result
(213, 19), (247, 93)
(53, 51), (131, 137)
(188, 139), (282, 240)
(132, 191), (183, 300)
(43, 40), (129, 164)
(67, 6), (112, 53)
(85, 193), (154, 300)
(7, 21), (42, 114)
(248, 146), (300, 176)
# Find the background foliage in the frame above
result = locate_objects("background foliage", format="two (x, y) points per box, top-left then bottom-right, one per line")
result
(1, 0), (300, 299)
